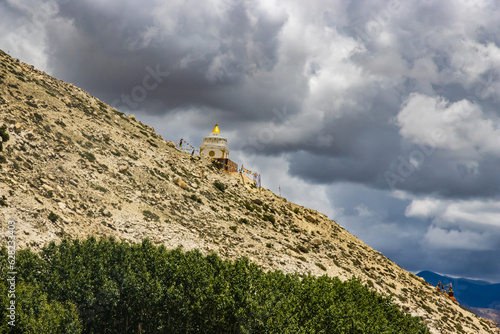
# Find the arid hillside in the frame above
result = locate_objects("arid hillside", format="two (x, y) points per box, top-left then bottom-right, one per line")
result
(0, 49), (498, 334)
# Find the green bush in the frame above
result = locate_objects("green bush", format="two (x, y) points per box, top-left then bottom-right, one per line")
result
(142, 210), (159, 222)
(0, 238), (430, 334)
(48, 211), (60, 223)
(315, 262), (327, 271)
(262, 214), (275, 224)
(81, 151), (96, 163)
(243, 201), (255, 212)
(0, 127), (9, 152)
(189, 194), (203, 204)
(93, 185), (108, 193)
(213, 181), (226, 192)
(147, 139), (158, 148)
(297, 244), (310, 253)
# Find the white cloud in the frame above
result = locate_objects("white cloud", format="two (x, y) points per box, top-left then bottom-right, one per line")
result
(404, 193), (500, 251)
(441, 200), (500, 228)
(423, 226), (494, 251)
(355, 203), (376, 217)
(397, 93), (500, 158)
(0, 1), (53, 70)
(406, 195), (500, 229)
(451, 40), (500, 84)
(405, 197), (441, 218)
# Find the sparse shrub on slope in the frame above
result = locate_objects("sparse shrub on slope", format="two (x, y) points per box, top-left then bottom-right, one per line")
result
(0, 126), (9, 152)
(213, 181), (226, 192)
(48, 211), (60, 222)
(0, 237), (430, 334)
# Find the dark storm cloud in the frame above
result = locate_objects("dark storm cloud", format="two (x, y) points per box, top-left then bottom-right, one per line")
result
(44, 0), (301, 122)
(327, 184), (500, 282)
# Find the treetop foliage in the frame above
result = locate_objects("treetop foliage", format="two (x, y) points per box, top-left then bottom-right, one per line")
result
(0, 237), (429, 333)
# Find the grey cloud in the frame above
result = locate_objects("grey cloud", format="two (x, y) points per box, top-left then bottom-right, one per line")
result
(329, 185), (500, 282)
(45, 0), (294, 120)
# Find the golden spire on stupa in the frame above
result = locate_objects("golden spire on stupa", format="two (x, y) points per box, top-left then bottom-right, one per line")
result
(212, 123), (220, 134)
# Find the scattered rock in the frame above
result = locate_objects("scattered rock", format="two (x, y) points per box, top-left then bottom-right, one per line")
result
(119, 165), (128, 173)
(311, 238), (322, 247)
(25, 132), (36, 140)
(199, 167), (206, 178)
(253, 198), (263, 205)
(173, 176), (187, 190)
(59, 215), (70, 224)
(483, 318), (499, 329)
(128, 114), (136, 120)
(14, 123), (21, 133)
(56, 186), (63, 195)
(166, 141), (176, 148)
(47, 174), (55, 180)
(305, 215), (317, 223)
(416, 276), (426, 283)
(42, 184), (54, 193)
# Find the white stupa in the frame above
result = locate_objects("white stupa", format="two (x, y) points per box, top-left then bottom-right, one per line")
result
(199, 123), (229, 159)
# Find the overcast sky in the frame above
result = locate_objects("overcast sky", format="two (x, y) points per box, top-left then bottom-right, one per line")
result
(2, 0), (500, 283)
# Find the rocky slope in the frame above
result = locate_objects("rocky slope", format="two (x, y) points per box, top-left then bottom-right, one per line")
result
(469, 308), (500, 328)
(0, 49), (498, 334)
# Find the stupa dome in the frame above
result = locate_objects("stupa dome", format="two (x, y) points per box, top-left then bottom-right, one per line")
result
(199, 124), (229, 159)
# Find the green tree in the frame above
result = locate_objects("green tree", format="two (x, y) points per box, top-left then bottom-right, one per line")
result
(0, 282), (82, 334)
(0, 238), (430, 334)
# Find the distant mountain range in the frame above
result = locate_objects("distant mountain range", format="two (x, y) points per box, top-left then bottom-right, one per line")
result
(418, 271), (500, 325)
(417, 271), (500, 310)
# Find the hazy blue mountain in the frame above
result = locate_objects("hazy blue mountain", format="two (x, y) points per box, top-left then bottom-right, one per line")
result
(417, 271), (500, 310)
